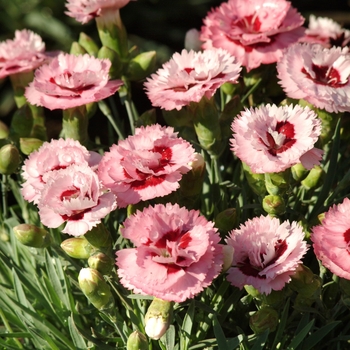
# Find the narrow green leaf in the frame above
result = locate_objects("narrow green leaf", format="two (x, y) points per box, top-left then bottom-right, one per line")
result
(68, 315), (87, 350)
(287, 320), (314, 350)
(271, 298), (290, 350)
(180, 300), (195, 350)
(212, 315), (229, 350)
(164, 324), (175, 350)
(251, 330), (269, 350)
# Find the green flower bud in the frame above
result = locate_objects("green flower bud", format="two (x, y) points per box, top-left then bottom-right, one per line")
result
(13, 224), (50, 248)
(61, 237), (96, 259)
(289, 264), (322, 298)
(98, 46), (122, 79)
(88, 252), (114, 275)
(84, 223), (112, 253)
(265, 170), (290, 196)
(262, 195), (286, 216)
(29, 124), (47, 141)
(78, 32), (99, 57)
(10, 104), (33, 138)
(78, 268), (114, 311)
(0, 144), (20, 175)
(222, 245), (234, 273)
(19, 137), (44, 155)
(301, 165), (323, 190)
(215, 208), (238, 232)
(249, 307), (279, 334)
(127, 51), (156, 81)
(291, 163), (308, 182)
(127, 330), (148, 350)
(0, 120), (9, 139)
(145, 298), (173, 340)
(242, 162), (266, 197)
(62, 106), (89, 146)
(162, 107), (194, 128)
(136, 108), (157, 128)
(70, 42), (88, 56)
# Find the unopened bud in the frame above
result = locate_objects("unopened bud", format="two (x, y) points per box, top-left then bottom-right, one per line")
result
(249, 307), (279, 334)
(242, 162), (266, 196)
(79, 32), (99, 56)
(0, 144), (20, 175)
(88, 252), (114, 275)
(19, 137), (44, 155)
(291, 163), (308, 182)
(98, 46), (122, 79)
(127, 51), (157, 81)
(289, 264), (322, 298)
(0, 120), (9, 139)
(61, 237), (96, 259)
(262, 195), (286, 216)
(301, 165), (323, 190)
(127, 330), (148, 350)
(70, 42), (87, 55)
(215, 208), (238, 232)
(184, 28), (202, 51)
(84, 223), (112, 252)
(13, 224), (50, 248)
(265, 170), (290, 196)
(222, 245), (234, 273)
(10, 105), (33, 138)
(145, 298), (173, 340)
(78, 268), (114, 311)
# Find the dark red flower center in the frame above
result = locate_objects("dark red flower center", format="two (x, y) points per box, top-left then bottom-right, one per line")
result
(260, 121), (296, 156)
(59, 187), (92, 221)
(344, 229), (350, 253)
(236, 14), (262, 33)
(302, 64), (346, 87)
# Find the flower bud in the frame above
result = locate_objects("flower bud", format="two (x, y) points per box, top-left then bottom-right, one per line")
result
(78, 32), (99, 57)
(98, 46), (122, 79)
(249, 307), (279, 334)
(242, 162), (266, 197)
(289, 264), (322, 298)
(78, 268), (114, 311)
(184, 28), (202, 51)
(29, 124), (47, 141)
(13, 224), (50, 248)
(301, 165), (323, 190)
(88, 252), (114, 275)
(127, 51), (157, 81)
(127, 330), (148, 350)
(265, 170), (290, 196)
(0, 144), (20, 175)
(136, 108), (157, 128)
(84, 223), (112, 252)
(222, 245), (234, 273)
(145, 298), (173, 340)
(162, 107), (193, 128)
(291, 163), (308, 182)
(70, 42), (88, 56)
(215, 208), (238, 232)
(61, 237), (96, 259)
(19, 137), (44, 155)
(0, 120), (9, 139)
(262, 195), (286, 216)
(10, 104), (33, 138)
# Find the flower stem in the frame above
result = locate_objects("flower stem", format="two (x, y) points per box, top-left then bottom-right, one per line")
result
(99, 100), (125, 140)
(1, 175), (8, 219)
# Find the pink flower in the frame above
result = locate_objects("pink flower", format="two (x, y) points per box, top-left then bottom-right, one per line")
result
(38, 164), (116, 236)
(300, 15), (350, 48)
(144, 48), (241, 111)
(226, 215), (308, 294)
(98, 124), (196, 207)
(0, 29), (49, 79)
(277, 43), (350, 114)
(21, 138), (101, 204)
(116, 203), (223, 302)
(230, 104), (323, 174)
(200, 0), (305, 72)
(311, 198), (350, 280)
(65, 0), (131, 24)
(24, 53), (123, 110)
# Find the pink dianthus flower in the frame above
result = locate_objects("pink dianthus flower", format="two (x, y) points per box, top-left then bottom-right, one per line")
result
(21, 138), (101, 204)
(300, 15), (350, 48)
(311, 198), (350, 280)
(98, 124), (196, 207)
(116, 203), (223, 302)
(230, 104), (323, 174)
(65, 0), (131, 24)
(200, 0), (305, 72)
(144, 48), (241, 111)
(24, 53), (123, 110)
(226, 215), (308, 295)
(0, 29), (49, 79)
(277, 43), (350, 114)
(38, 164), (116, 237)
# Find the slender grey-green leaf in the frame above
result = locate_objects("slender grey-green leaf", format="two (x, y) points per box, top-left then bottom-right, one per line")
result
(180, 300), (195, 350)
(287, 320), (314, 350)
(68, 315), (88, 350)
(213, 315), (229, 350)
(251, 330), (269, 350)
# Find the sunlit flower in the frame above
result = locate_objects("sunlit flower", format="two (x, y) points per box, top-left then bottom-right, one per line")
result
(21, 138), (101, 204)
(0, 29), (48, 79)
(98, 124), (196, 207)
(25, 53), (123, 110)
(65, 0), (131, 24)
(311, 198), (350, 280)
(200, 0), (305, 71)
(300, 15), (350, 48)
(144, 48), (241, 111)
(116, 203), (223, 302)
(38, 164), (116, 236)
(226, 215), (308, 294)
(277, 43), (350, 113)
(230, 104), (323, 174)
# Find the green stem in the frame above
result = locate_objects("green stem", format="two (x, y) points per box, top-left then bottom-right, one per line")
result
(98, 100), (125, 140)
(62, 106), (89, 146)
(1, 175), (8, 220)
